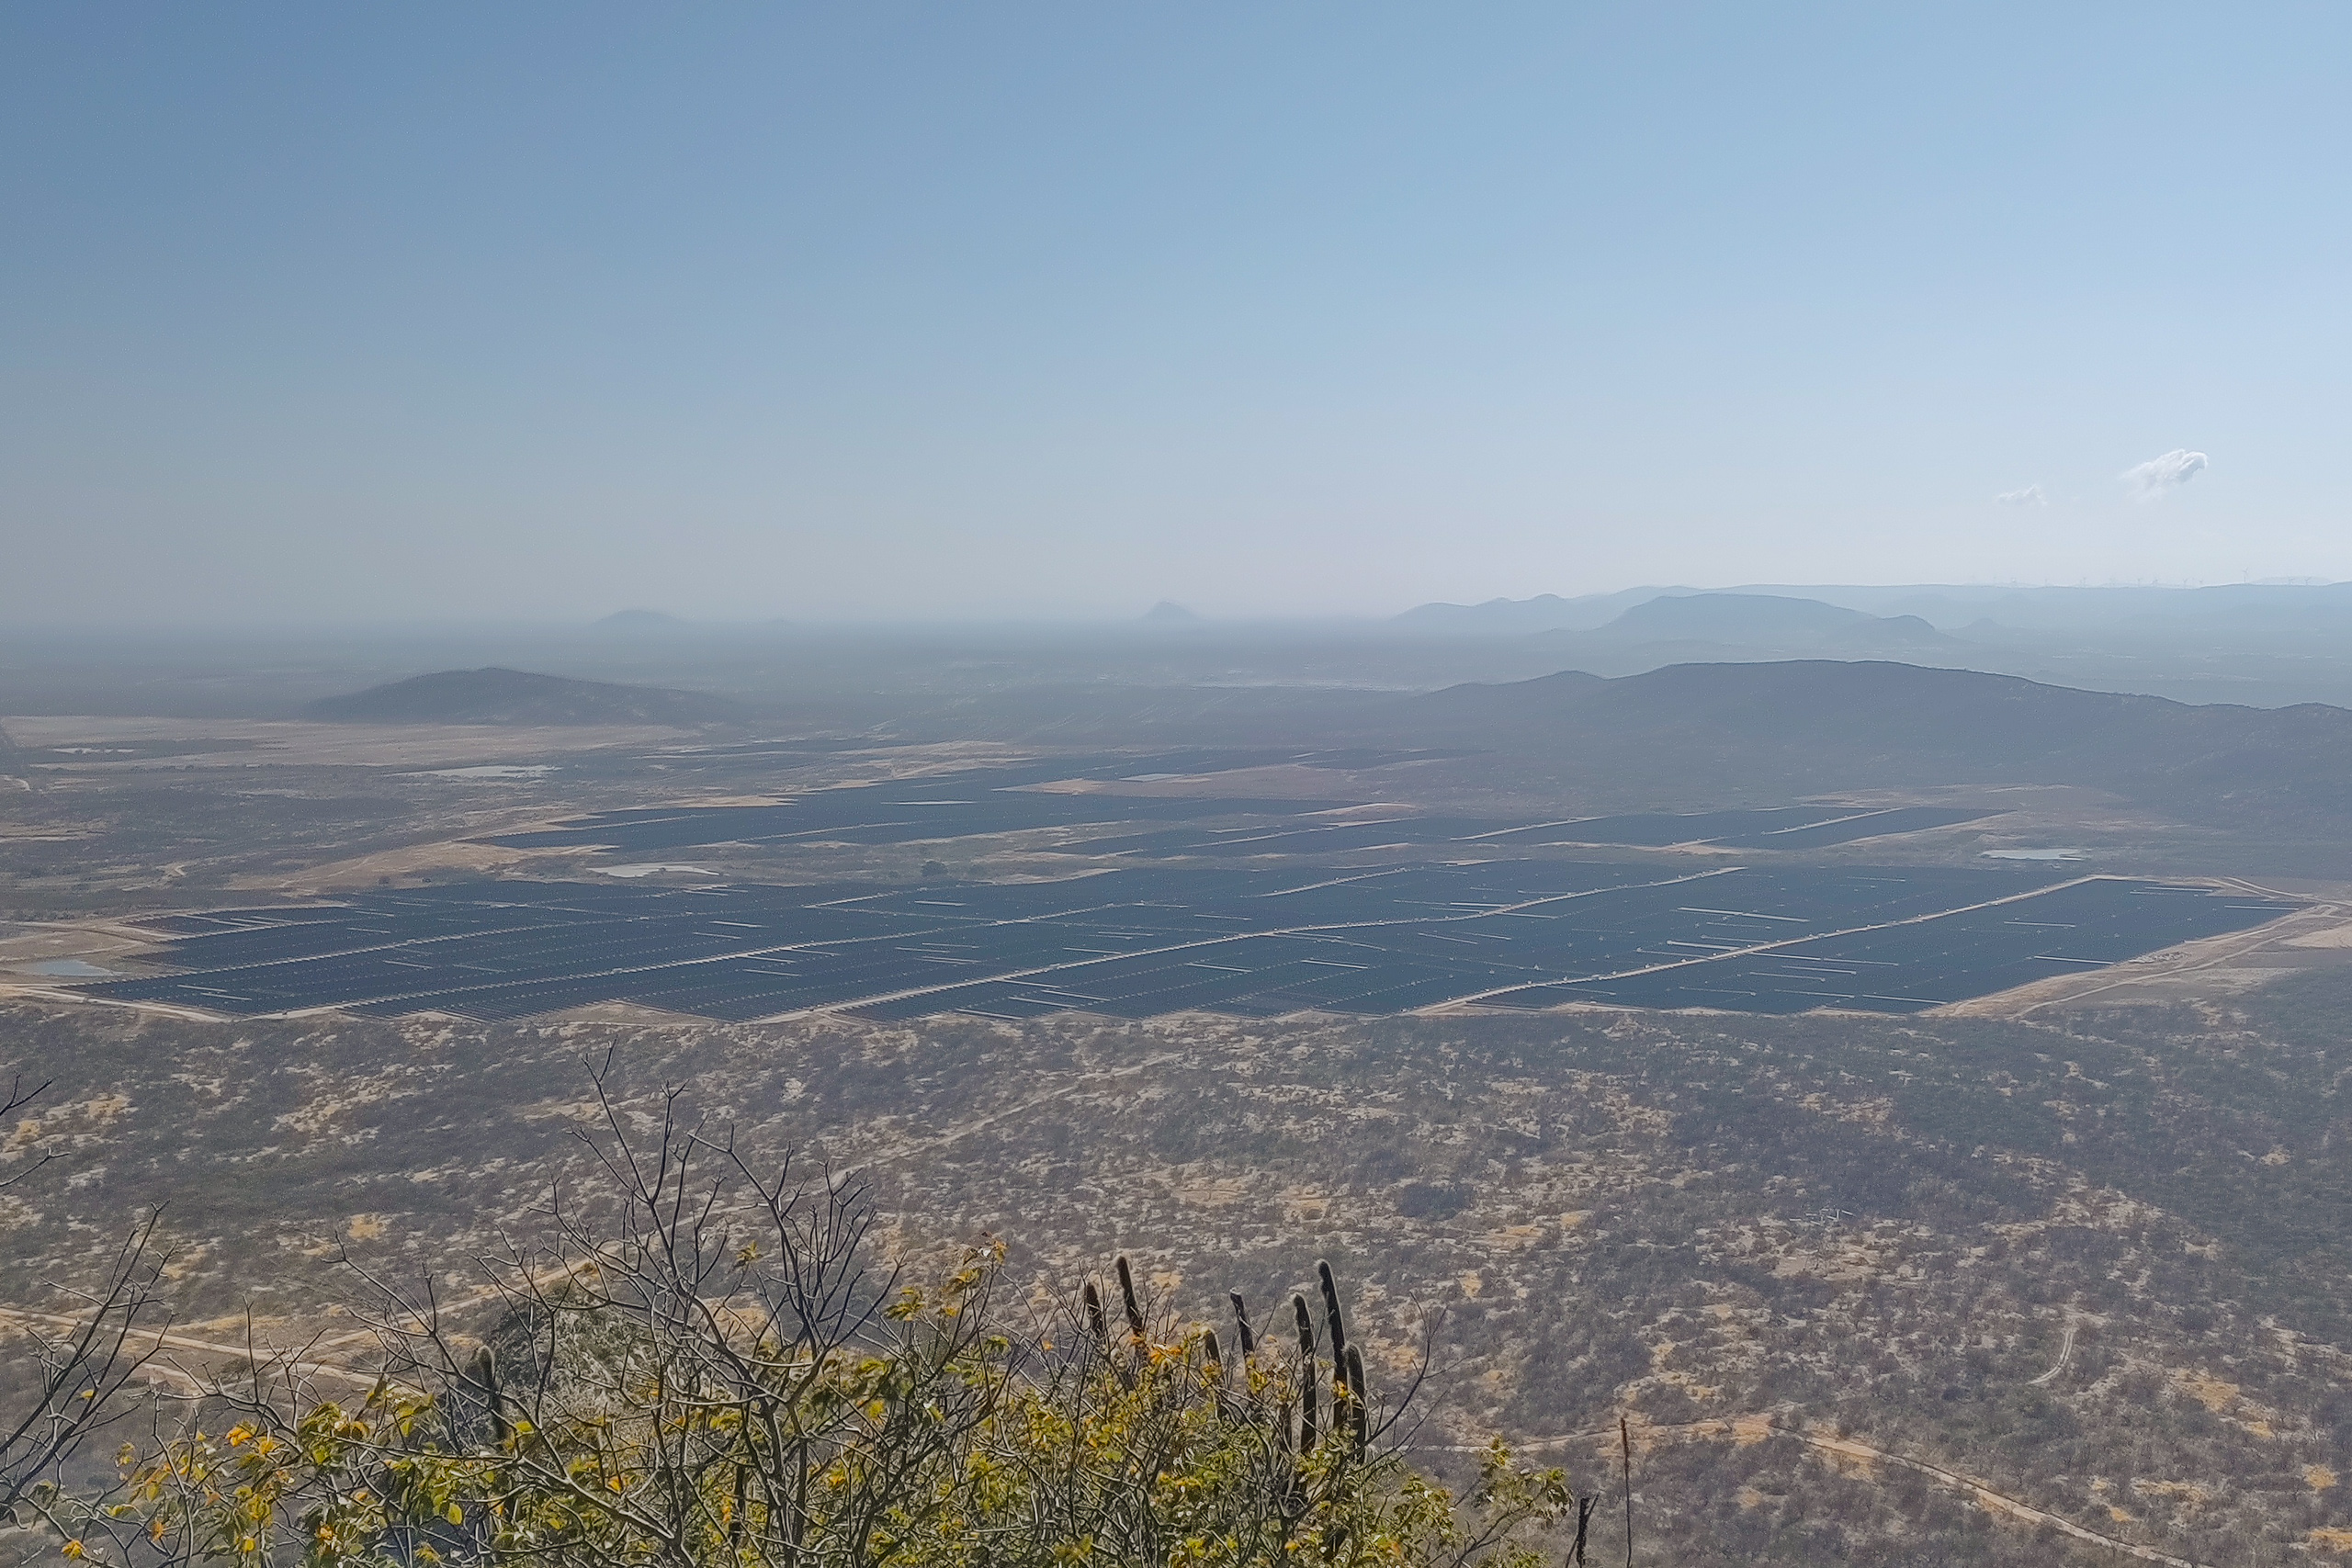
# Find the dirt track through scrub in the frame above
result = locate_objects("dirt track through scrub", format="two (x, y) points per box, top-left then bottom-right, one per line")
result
(1464, 1413), (2207, 1567)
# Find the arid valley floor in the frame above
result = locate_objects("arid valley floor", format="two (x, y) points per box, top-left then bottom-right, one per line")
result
(16, 655), (2352, 1563)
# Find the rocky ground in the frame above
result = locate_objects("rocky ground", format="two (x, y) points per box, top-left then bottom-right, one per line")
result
(15, 968), (2352, 1562)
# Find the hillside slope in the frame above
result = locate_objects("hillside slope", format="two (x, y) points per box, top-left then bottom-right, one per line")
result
(1594, 592), (1952, 650)
(305, 666), (736, 727)
(1391, 589), (1679, 634)
(17, 976), (2352, 1564)
(1404, 659), (2352, 828)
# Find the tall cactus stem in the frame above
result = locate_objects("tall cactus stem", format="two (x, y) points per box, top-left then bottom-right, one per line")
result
(1082, 1280), (1109, 1346)
(1115, 1255), (1148, 1341)
(1317, 1258), (1349, 1362)
(473, 1345), (509, 1447)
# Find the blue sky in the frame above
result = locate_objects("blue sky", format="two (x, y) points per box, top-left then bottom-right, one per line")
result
(5, 5), (2347, 624)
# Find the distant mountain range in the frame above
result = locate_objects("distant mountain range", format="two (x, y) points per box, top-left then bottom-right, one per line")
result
(1765, 581), (2352, 631)
(1392, 589), (1676, 634)
(1401, 659), (2352, 829)
(1395, 590), (1948, 651)
(1589, 592), (1950, 651)
(1379, 583), (2352, 710)
(1396, 581), (2352, 637)
(305, 668), (739, 727)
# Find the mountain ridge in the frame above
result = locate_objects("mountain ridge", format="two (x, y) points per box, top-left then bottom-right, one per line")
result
(305, 667), (738, 727)
(1399, 658), (2352, 829)
(1391, 588), (1683, 634)
(1590, 592), (1952, 650)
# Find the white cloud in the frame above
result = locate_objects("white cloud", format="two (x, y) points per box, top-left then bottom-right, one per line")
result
(2120, 449), (2209, 500)
(1996, 483), (2047, 507)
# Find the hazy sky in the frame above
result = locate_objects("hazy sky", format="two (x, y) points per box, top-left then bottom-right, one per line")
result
(6, 5), (2349, 625)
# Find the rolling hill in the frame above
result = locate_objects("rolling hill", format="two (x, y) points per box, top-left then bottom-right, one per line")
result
(1403, 659), (2352, 829)
(1391, 588), (1680, 634)
(1590, 592), (1952, 650)
(304, 667), (738, 727)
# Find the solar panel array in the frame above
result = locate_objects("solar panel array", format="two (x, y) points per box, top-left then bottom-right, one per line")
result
(476, 754), (2007, 862)
(77, 864), (2290, 1023)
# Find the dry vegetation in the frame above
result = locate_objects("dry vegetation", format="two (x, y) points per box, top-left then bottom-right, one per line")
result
(15, 703), (2352, 1562)
(16, 967), (2352, 1563)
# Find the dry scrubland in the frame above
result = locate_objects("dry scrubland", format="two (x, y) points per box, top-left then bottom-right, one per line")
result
(15, 975), (2352, 1563)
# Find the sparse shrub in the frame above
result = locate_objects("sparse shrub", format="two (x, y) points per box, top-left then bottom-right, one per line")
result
(50, 1070), (1576, 1568)
(0, 1077), (169, 1534)
(1396, 1181), (1468, 1220)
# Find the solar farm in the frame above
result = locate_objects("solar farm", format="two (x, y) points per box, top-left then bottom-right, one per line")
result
(477, 750), (2004, 861)
(50, 750), (2296, 1023)
(74, 862), (2289, 1025)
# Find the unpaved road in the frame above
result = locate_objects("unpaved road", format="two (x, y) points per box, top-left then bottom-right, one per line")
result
(1474, 1411), (2205, 1567)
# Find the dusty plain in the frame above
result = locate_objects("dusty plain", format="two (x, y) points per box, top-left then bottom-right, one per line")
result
(9, 681), (2352, 1566)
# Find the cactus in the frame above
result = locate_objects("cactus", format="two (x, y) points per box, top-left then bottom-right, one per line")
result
(1316, 1258), (1349, 1363)
(1063, 1256), (1412, 1519)
(1227, 1292), (1262, 1416)
(1115, 1255), (1148, 1342)
(473, 1345), (509, 1446)
(1318, 1260), (1351, 1449)
(1317, 1259), (1365, 1465)
(1082, 1280), (1109, 1345)
(1292, 1293), (1318, 1452)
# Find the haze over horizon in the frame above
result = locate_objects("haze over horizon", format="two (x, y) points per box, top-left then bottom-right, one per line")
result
(7, 5), (2348, 626)
(21, 17), (2352, 1562)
